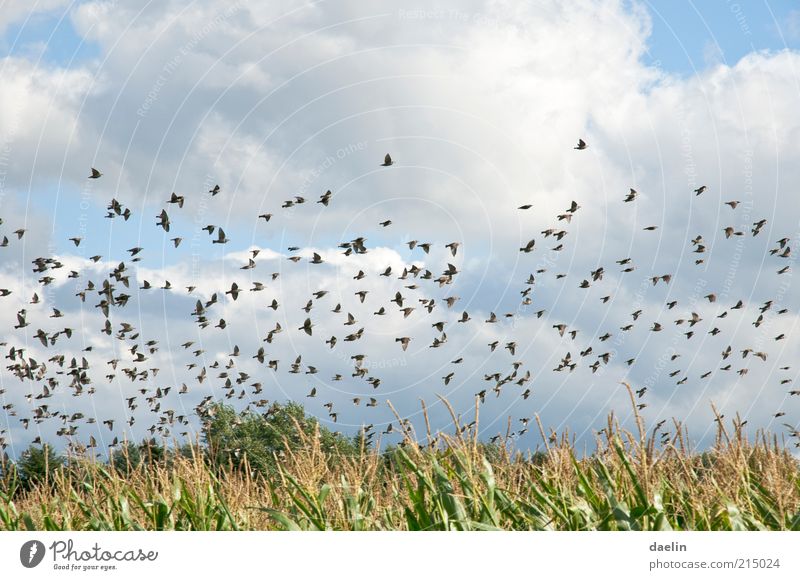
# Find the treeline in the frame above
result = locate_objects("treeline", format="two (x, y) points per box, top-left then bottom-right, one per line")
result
(0, 401), (370, 495)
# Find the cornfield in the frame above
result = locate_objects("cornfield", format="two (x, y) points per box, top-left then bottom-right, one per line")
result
(2, 392), (799, 531)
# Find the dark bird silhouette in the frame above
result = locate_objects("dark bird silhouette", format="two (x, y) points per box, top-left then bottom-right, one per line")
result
(299, 318), (314, 336)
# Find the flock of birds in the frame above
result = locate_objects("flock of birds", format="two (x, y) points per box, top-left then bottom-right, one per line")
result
(0, 141), (798, 459)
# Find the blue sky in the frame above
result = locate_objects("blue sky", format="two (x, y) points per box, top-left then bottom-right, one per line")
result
(0, 6), (98, 65)
(5, 2), (800, 74)
(644, 0), (800, 72)
(1, 1), (800, 458)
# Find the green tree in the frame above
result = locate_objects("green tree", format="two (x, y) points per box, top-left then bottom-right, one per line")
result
(137, 438), (167, 465)
(109, 439), (198, 474)
(202, 401), (361, 476)
(16, 444), (64, 489)
(109, 442), (143, 474)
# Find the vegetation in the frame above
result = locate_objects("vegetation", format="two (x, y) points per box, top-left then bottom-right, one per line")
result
(1, 395), (798, 531)
(14, 444), (64, 490)
(202, 401), (362, 476)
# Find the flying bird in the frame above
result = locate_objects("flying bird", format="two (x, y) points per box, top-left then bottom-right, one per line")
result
(299, 318), (314, 336)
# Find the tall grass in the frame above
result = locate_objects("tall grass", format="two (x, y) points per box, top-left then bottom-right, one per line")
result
(2, 390), (799, 531)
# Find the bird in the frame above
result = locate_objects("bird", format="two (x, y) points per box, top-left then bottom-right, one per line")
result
(574, 138), (587, 150)
(89, 167), (102, 179)
(168, 192), (185, 208)
(157, 209), (170, 232)
(299, 318), (314, 336)
(381, 154), (393, 166)
(445, 242), (460, 257)
(213, 228), (229, 244)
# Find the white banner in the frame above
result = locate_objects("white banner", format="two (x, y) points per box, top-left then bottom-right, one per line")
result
(0, 532), (798, 578)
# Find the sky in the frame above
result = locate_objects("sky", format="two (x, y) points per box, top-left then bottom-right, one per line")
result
(1, 0), (800, 459)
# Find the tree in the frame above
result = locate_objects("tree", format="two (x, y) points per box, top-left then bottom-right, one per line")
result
(109, 442), (143, 474)
(137, 438), (167, 465)
(202, 401), (361, 476)
(109, 439), (198, 474)
(16, 444), (64, 489)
